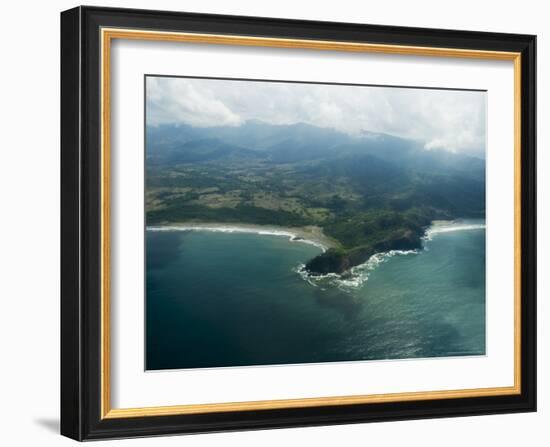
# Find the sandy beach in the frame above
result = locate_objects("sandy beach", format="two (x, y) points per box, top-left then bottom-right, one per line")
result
(430, 219), (455, 226)
(146, 222), (339, 252)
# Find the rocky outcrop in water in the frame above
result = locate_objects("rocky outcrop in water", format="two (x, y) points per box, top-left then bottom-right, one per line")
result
(305, 228), (424, 275)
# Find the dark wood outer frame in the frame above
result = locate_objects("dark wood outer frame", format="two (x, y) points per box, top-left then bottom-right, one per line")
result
(61, 5), (536, 441)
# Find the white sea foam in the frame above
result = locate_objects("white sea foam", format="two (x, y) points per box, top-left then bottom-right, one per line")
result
(147, 225), (328, 252)
(423, 222), (486, 242)
(296, 250), (418, 292)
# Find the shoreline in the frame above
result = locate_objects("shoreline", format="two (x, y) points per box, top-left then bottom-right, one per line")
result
(146, 219), (485, 276)
(146, 222), (339, 252)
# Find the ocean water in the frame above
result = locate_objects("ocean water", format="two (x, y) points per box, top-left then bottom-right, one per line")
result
(146, 220), (486, 370)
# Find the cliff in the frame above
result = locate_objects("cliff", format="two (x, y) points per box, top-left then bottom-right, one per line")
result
(304, 227), (425, 275)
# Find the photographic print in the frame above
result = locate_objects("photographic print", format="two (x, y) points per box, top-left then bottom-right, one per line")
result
(145, 76), (487, 370)
(61, 9), (536, 439)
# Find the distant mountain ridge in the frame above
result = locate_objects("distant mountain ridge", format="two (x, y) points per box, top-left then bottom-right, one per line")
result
(147, 120), (484, 175)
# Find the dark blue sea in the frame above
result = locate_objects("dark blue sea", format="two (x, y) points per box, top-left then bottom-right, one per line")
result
(146, 220), (486, 370)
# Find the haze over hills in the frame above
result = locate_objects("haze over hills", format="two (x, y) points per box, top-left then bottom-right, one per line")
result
(146, 120), (485, 274)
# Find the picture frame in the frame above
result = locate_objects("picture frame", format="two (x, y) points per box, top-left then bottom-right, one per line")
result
(60, 5), (536, 441)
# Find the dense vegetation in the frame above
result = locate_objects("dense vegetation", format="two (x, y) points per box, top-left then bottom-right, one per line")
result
(146, 120), (485, 274)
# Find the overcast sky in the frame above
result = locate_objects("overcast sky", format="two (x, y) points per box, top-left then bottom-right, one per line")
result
(146, 76), (486, 157)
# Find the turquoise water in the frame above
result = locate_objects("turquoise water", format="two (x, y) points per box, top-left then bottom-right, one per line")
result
(146, 220), (485, 370)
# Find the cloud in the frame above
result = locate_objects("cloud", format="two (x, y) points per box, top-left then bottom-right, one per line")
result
(146, 77), (242, 127)
(146, 76), (486, 157)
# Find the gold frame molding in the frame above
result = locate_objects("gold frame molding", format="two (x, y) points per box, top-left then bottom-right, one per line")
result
(100, 27), (522, 420)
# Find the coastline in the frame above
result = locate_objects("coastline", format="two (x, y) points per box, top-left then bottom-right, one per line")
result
(146, 218), (485, 276)
(146, 222), (339, 252)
